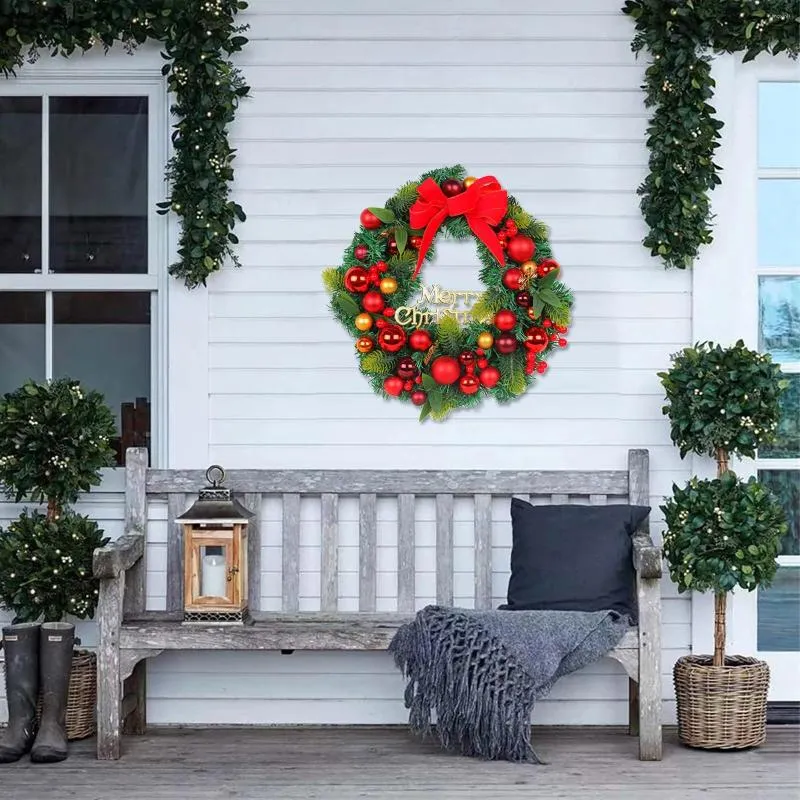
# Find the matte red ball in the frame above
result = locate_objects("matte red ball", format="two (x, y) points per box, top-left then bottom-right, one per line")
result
(479, 366), (501, 388)
(494, 334), (518, 355)
(378, 324), (407, 353)
(360, 209), (382, 229)
(459, 374), (480, 395)
(431, 356), (461, 385)
(524, 326), (549, 353)
(354, 244), (369, 261)
(477, 358), (489, 370)
(502, 268), (524, 291)
(409, 329), (433, 351)
(515, 291), (532, 308)
(387, 238), (399, 256)
(410, 389), (427, 406)
(506, 235), (536, 264)
(494, 309), (517, 332)
(344, 267), (370, 294)
(396, 356), (417, 379)
(558, 338), (568, 348)
(383, 376), (404, 396)
(362, 291), (385, 314)
(440, 178), (464, 197)
(383, 307), (395, 317)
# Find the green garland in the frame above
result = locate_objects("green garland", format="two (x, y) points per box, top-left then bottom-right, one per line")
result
(0, 0), (250, 288)
(623, 0), (799, 270)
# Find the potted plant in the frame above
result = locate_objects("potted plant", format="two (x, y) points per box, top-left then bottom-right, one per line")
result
(0, 378), (115, 763)
(659, 340), (789, 750)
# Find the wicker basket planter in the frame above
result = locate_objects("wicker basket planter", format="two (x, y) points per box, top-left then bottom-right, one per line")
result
(674, 655), (770, 750)
(36, 649), (96, 741)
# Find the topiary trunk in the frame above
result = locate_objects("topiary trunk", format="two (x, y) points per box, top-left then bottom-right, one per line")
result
(714, 447), (729, 667)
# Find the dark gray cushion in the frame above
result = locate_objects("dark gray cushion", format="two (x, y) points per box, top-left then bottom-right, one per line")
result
(501, 499), (651, 618)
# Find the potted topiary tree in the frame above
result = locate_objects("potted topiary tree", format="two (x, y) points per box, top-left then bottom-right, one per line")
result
(659, 340), (789, 750)
(0, 378), (115, 763)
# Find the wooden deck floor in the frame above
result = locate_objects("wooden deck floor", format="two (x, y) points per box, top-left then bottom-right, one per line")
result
(1, 726), (798, 799)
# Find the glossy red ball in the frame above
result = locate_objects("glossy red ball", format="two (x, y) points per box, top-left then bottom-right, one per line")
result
(383, 376), (404, 396)
(515, 291), (532, 308)
(440, 178), (464, 197)
(354, 244), (369, 261)
(387, 238), (399, 256)
(410, 235), (423, 250)
(459, 374), (480, 395)
(459, 350), (476, 367)
(479, 366), (501, 388)
(344, 267), (370, 294)
(431, 356), (461, 385)
(377, 324), (407, 353)
(502, 268), (524, 291)
(410, 389), (427, 406)
(409, 329), (433, 351)
(506, 235), (536, 264)
(494, 334), (518, 355)
(360, 209), (382, 229)
(396, 356), (417, 379)
(362, 291), (385, 314)
(524, 327), (548, 353)
(537, 258), (560, 277)
(494, 309), (517, 332)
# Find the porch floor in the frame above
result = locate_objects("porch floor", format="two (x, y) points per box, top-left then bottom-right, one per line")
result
(2, 726), (798, 799)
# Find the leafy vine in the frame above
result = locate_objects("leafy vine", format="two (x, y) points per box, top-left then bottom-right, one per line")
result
(623, 0), (799, 269)
(0, 0), (250, 288)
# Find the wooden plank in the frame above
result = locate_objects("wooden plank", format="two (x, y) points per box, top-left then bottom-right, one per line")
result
(123, 447), (148, 617)
(359, 493), (377, 613)
(637, 566), (662, 761)
(282, 493), (301, 613)
(473, 494), (492, 611)
(435, 494), (454, 606)
(147, 469), (630, 497)
(96, 574), (124, 760)
(243, 493), (262, 614)
(93, 534), (145, 579)
(122, 661), (147, 736)
(397, 494), (415, 614)
(166, 494), (186, 614)
(628, 448), (650, 510)
(320, 493), (338, 612)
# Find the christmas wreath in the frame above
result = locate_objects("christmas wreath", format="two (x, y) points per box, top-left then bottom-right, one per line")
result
(323, 165), (573, 421)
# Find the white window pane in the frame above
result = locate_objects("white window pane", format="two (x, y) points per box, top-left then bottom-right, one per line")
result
(0, 292), (45, 396)
(758, 180), (800, 266)
(759, 82), (800, 169)
(759, 275), (800, 362)
(758, 566), (800, 652)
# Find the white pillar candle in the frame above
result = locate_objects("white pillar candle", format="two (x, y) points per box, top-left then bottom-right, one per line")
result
(201, 554), (227, 598)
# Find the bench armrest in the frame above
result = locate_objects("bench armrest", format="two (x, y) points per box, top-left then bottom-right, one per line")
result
(632, 533), (662, 579)
(93, 533), (145, 579)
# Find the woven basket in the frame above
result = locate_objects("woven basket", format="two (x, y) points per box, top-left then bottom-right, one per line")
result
(674, 655), (770, 750)
(35, 649), (96, 741)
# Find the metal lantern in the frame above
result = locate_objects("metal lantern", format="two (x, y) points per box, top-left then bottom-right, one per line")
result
(177, 465), (252, 624)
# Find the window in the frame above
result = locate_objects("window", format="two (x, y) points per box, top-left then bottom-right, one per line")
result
(0, 87), (164, 466)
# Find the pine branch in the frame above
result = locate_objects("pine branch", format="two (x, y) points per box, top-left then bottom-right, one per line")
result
(360, 351), (392, 375)
(322, 267), (341, 293)
(387, 181), (421, 216)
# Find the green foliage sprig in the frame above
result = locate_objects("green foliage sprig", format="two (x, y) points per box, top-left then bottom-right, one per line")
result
(662, 472), (786, 594)
(0, 378), (116, 509)
(659, 340), (787, 460)
(0, 0), (250, 288)
(622, 0), (799, 269)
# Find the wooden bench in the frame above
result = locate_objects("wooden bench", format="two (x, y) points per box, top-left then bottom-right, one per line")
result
(92, 448), (663, 762)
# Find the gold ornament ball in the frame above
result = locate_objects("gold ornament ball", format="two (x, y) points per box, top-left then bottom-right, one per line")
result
(356, 336), (374, 353)
(379, 276), (398, 295)
(463, 176), (477, 189)
(477, 331), (494, 350)
(521, 260), (536, 278)
(354, 313), (373, 332)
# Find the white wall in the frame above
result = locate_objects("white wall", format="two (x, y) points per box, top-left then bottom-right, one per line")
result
(2, 0), (693, 728)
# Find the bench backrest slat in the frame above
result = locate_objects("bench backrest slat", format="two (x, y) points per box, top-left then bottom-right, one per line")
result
(132, 451), (649, 617)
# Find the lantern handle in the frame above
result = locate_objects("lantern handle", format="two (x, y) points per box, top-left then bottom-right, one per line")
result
(206, 464), (225, 487)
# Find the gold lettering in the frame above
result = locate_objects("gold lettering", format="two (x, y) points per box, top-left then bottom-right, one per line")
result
(395, 306), (414, 327)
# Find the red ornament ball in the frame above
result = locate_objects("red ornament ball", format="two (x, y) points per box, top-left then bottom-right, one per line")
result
(344, 267), (370, 294)
(360, 209), (382, 230)
(459, 374), (480, 395)
(524, 327), (549, 353)
(396, 356), (417, 379)
(410, 235), (423, 250)
(495, 333), (518, 355)
(431, 356), (461, 385)
(440, 178), (464, 197)
(383, 376), (404, 396)
(403, 380), (414, 392)
(537, 258), (560, 277)
(387, 238), (399, 256)
(354, 244), (369, 261)
(362, 291), (385, 314)
(494, 309), (517, 332)
(558, 338), (568, 348)
(479, 366), (501, 388)
(477, 358), (489, 370)
(506, 235), (536, 264)
(409, 329), (433, 352)
(459, 350), (476, 367)
(542, 319), (553, 328)
(515, 290), (532, 309)
(383, 307), (395, 317)
(376, 260), (389, 273)
(377, 324), (407, 353)
(502, 268), (524, 291)
(410, 389), (427, 406)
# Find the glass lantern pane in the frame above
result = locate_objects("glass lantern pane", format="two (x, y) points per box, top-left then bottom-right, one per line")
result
(758, 566), (800, 652)
(199, 545), (228, 598)
(759, 373), (800, 459)
(759, 276), (800, 363)
(758, 470), (800, 557)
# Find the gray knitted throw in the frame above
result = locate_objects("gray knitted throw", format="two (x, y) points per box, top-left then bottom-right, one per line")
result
(389, 605), (630, 762)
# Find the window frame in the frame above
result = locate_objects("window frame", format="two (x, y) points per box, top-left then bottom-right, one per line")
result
(1, 74), (169, 467)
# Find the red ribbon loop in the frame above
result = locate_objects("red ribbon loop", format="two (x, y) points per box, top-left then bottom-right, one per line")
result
(408, 176), (508, 277)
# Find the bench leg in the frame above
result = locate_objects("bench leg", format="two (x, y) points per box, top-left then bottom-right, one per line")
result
(637, 631), (662, 761)
(628, 678), (639, 736)
(97, 575), (123, 760)
(122, 660), (147, 735)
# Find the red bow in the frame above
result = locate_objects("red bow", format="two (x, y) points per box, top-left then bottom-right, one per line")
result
(409, 176), (508, 277)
